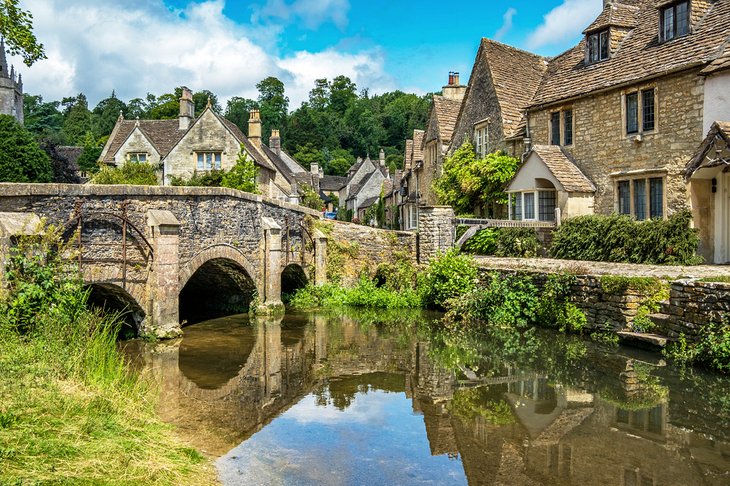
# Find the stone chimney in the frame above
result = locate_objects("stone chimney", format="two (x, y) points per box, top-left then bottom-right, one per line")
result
(379, 148), (385, 167)
(249, 109), (262, 147)
(442, 71), (466, 101)
(270, 129), (281, 154)
(310, 163), (319, 177)
(179, 87), (194, 130)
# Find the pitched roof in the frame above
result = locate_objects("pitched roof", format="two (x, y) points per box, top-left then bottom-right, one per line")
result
(702, 43), (730, 75)
(320, 175), (347, 192)
(480, 39), (548, 139)
(532, 0), (730, 107)
(359, 196), (379, 209)
(583, 2), (639, 33)
(431, 95), (462, 144)
(404, 140), (414, 167)
(529, 145), (596, 193)
(102, 119), (183, 163)
(413, 130), (425, 160)
(685, 121), (730, 180)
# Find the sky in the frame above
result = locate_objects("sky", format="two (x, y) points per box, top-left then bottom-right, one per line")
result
(11, 0), (604, 110)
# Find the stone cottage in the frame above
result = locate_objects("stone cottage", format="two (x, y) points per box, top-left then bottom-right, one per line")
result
(341, 151), (391, 221)
(100, 87), (308, 202)
(504, 0), (730, 264)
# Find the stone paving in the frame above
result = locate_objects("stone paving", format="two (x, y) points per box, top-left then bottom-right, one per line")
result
(473, 256), (730, 280)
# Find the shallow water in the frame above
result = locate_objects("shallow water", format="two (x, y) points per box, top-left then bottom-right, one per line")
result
(123, 310), (730, 485)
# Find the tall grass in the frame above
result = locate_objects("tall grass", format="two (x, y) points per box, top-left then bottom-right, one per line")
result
(0, 224), (216, 484)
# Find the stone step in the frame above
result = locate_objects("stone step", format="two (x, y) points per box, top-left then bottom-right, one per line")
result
(617, 331), (672, 352)
(648, 312), (672, 326)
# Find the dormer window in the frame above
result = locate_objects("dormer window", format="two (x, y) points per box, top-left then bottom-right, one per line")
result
(587, 30), (610, 63)
(660, 1), (689, 42)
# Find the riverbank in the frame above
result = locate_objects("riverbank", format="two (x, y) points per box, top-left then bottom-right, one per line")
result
(0, 226), (216, 484)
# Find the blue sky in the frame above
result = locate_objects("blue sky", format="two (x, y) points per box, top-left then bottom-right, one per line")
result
(15, 0), (603, 108)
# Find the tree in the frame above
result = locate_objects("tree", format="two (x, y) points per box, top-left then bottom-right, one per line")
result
(39, 138), (81, 183)
(148, 92), (179, 120)
(23, 94), (63, 141)
(293, 143), (324, 170)
(224, 96), (258, 133)
(91, 161), (158, 185)
(0, 114), (52, 182)
(308, 79), (330, 110)
(76, 133), (103, 174)
(221, 147), (258, 193)
(193, 89), (221, 116)
(92, 91), (126, 139)
(0, 0), (45, 65)
(329, 75), (357, 115)
(61, 94), (92, 145)
(257, 77), (289, 145)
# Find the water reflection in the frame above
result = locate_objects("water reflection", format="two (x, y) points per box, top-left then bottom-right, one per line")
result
(124, 310), (730, 485)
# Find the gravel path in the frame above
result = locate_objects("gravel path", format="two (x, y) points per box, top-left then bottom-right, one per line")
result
(472, 256), (730, 280)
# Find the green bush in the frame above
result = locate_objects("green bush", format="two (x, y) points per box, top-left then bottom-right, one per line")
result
(91, 161), (158, 185)
(221, 149), (258, 194)
(462, 228), (499, 255)
(421, 249), (478, 309)
(495, 228), (541, 258)
(551, 211), (702, 265)
(0, 114), (53, 183)
(665, 320), (730, 373)
(288, 277), (421, 310)
(169, 170), (224, 187)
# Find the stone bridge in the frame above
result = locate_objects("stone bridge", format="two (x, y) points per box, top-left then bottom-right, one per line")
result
(0, 184), (329, 337)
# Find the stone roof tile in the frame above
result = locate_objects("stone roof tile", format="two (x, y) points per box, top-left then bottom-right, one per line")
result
(432, 96), (462, 144)
(103, 119), (184, 163)
(413, 130), (425, 160)
(583, 2), (639, 33)
(532, 145), (596, 193)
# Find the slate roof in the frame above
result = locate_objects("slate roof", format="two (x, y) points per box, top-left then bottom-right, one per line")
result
(359, 196), (379, 209)
(531, 0), (730, 107)
(320, 175), (347, 192)
(413, 130), (425, 161)
(431, 96), (462, 144)
(404, 140), (414, 168)
(583, 2), (639, 33)
(102, 119), (183, 163)
(479, 39), (548, 138)
(527, 145), (596, 193)
(685, 121), (730, 179)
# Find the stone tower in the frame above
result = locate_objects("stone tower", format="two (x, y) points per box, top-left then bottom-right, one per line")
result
(0, 39), (24, 124)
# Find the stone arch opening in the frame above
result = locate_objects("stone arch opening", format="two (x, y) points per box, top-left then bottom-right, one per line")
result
(179, 257), (257, 325)
(86, 283), (146, 340)
(281, 263), (308, 301)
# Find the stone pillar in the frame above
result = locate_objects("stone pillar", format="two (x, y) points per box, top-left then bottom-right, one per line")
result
(263, 317), (282, 399)
(417, 206), (455, 264)
(146, 210), (181, 339)
(313, 229), (328, 286)
(0, 212), (40, 292)
(260, 217), (284, 314)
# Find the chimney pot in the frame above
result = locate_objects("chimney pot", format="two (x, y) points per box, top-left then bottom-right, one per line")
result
(448, 72), (454, 86)
(248, 109), (262, 146)
(270, 129), (281, 153)
(179, 86), (194, 130)
(453, 72), (460, 86)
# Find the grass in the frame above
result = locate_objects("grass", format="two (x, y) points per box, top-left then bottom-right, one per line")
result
(699, 276), (730, 284)
(289, 277), (422, 310)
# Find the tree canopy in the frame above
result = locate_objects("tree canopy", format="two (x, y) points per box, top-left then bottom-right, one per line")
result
(0, 0), (45, 65)
(0, 114), (52, 182)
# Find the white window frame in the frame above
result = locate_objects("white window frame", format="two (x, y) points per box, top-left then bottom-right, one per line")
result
(196, 151), (222, 171)
(474, 123), (489, 158)
(127, 152), (148, 163)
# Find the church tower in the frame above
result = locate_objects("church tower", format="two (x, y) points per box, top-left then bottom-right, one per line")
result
(0, 39), (24, 124)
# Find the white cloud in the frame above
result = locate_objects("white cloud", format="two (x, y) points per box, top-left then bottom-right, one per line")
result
(11, 0), (385, 109)
(494, 8), (517, 41)
(254, 0), (350, 30)
(525, 0), (602, 50)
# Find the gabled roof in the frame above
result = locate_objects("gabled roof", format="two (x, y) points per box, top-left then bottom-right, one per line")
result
(320, 175), (347, 192)
(702, 43), (730, 75)
(532, 0), (730, 107)
(478, 39), (548, 139)
(583, 2), (639, 34)
(413, 130), (425, 160)
(102, 119), (182, 164)
(516, 145), (596, 193)
(404, 140), (414, 167)
(359, 196), (379, 209)
(430, 96), (462, 145)
(685, 121), (730, 180)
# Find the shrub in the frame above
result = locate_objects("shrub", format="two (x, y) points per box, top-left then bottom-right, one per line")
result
(421, 249), (478, 309)
(91, 161), (158, 185)
(0, 114), (53, 183)
(551, 211), (702, 265)
(462, 228), (499, 255)
(221, 148), (258, 193)
(495, 228), (541, 258)
(664, 319), (730, 373)
(169, 170), (224, 187)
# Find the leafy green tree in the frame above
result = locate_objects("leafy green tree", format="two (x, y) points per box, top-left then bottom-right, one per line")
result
(61, 94), (92, 145)
(76, 133), (103, 174)
(221, 147), (258, 193)
(91, 161), (158, 185)
(193, 89), (221, 116)
(299, 183), (323, 210)
(224, 96), (258, 133)
(0, 114), (52, 182)
(0, 0), (45, 65)
(148, 92), (179, 120)
(257, 77), (288, 145)
(293, 143), (324, 169)
(308, 78), (330, 110)
(329, 75), (357, 115)
(92, 91), (126, 139)
(23, 94), (63, 141)
(325, 157), (351, 177)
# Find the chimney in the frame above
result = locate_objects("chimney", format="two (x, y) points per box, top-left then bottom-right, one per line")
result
(379, 148), (385, 167)
(179, 87), (194, 130)
(310, 163), (319, 177)
(442, 71), (466, 101)
(249, 109), (262, 147)
(270, 129), (281, 154)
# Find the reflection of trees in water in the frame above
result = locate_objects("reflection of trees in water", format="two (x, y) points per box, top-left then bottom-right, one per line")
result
(314, 372), (406, 411)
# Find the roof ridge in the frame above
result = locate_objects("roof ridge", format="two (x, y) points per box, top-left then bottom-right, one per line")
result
(481, 37), (547, 61)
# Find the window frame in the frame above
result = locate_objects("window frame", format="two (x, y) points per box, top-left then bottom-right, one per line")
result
(623, 87), (657, 137)
(614, 174), (666, 220)
(511, 190), (557, 222)
(127, 152), (148, 163)
(196, 151), (222, 171)
(586, 29), (610, 64)
(473, 123), (489, 157)
(660, 1), (690, 43)
(549, 108), (574, 147)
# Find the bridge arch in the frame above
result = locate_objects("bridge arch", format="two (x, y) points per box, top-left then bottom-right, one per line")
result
(281, 263), (309, 299)
(86, 283), (146, 339)
(179, 245), (260, 325)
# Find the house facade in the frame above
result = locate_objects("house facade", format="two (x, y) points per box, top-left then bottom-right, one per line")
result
(100, 87), (307, 202)
(341, 151), (391, 221)
(503, 0), (730, 263)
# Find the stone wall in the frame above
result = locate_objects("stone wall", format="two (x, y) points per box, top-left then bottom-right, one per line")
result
(658, 280), (730, 339)
(317, 219), (417, 286)
(418, 206), (455, 264)
(528, 69), (705, 216)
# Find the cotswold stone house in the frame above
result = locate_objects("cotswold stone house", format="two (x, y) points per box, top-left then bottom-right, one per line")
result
(100, 87), (311, 202)
(0, 39), (24, 124)
(341, 151), (390, 221)
(501, 0), (730, 263)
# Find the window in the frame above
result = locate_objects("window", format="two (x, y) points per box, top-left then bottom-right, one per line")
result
(524, 192), (535, 220)
(550, 112), (561, 145)
(474, 126), (488, 157)
(642, 89), (655, 132)
(563, 109), (573, 146)
(197, 152), (222, 170)
(625, 89), (655, 135)
(539, 191), (557, 221)
(128, 152), (147, 163)
(514, 194), (522, 221)
(587, 29), (610, 63)
(616, 177), (664, 219)
(661, 1), (689, 42)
